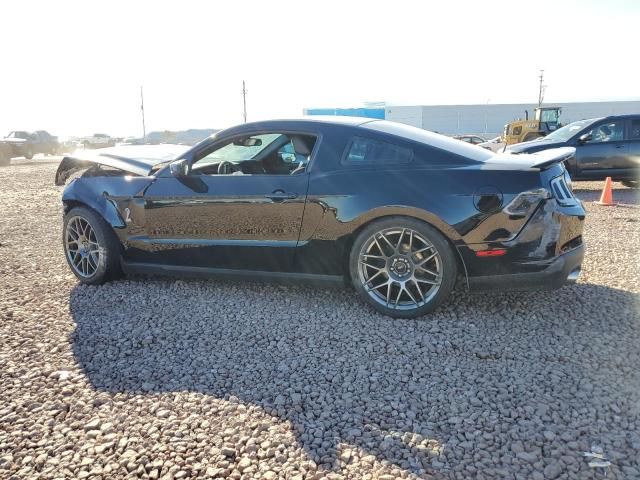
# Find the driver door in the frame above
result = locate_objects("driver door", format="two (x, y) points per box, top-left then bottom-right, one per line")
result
(574, 120), (629, 177)
(129, 132), (313, 272)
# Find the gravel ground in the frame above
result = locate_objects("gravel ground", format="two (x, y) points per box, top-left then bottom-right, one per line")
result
(1, 157), (639, 479)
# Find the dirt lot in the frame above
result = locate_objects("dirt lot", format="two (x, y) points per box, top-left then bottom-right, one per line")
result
(1, 157), (639, 479)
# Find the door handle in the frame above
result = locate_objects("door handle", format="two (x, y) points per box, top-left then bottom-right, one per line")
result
(265, 190), (297, 201)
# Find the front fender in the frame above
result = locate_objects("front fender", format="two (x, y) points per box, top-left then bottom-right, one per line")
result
(61, 176), (154, 230)
(62, 180), (127, 228)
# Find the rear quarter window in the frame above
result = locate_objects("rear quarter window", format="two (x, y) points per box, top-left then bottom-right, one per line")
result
(343, 136), (413, 165)
(630, 119), (640, 140)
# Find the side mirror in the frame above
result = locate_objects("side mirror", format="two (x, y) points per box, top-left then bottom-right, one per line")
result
(169, 159), (188, 177)
(578, 133), (592, 144)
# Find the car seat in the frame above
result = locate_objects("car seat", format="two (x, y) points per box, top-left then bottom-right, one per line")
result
(290, 136), (314, 175)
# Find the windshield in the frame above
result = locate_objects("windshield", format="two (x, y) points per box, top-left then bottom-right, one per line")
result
(7, 131), (29, 139)
(543, 118), (599, 142)
(539, 109), (560, 123)
(194, 133), (283, 169)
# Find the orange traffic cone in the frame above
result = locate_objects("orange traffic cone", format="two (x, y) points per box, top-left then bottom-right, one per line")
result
(595, 177), (617, 206)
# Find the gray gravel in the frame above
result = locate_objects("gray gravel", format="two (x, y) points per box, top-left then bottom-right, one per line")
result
(1, 157), (639, 479)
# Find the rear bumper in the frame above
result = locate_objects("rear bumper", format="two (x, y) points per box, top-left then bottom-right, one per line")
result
(459, 198), (586, 292)
(466, 243), (584, 291)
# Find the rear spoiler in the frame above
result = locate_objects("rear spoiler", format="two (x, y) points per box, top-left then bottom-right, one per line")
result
(527, 147), (575, 170)
(483, 147), (575, 171)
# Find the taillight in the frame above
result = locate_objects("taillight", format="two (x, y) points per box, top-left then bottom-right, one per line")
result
(550, 173), (578, 206)
(476, 249), (507, 257)
(503, 188), (550, 217)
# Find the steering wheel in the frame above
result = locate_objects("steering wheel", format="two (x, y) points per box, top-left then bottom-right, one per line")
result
(217, 160), (238, 175)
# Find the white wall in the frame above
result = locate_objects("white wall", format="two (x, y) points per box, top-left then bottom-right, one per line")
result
(386, 101), (640, 139)
(384, 106), (422, 129)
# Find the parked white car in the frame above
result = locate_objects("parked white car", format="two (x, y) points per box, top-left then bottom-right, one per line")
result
(81, 133), (115, 149)
(478, 136), (506, 152)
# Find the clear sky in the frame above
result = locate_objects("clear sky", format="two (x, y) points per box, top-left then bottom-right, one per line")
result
(1, 0), (638, 137)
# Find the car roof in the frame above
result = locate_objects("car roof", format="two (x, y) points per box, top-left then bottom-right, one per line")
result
(215, 117), (494, 162)
(215, 116), (378, 136)
(602, 114), (640, 120)
(580, 114), (639, 122)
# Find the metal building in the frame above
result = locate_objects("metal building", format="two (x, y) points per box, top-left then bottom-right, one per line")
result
(386, 101), (640, 139)
(303, 107), (385, 119)
(305, 101), (640, 139)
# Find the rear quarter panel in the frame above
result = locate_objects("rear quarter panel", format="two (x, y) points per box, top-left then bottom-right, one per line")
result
(296, 130), (543, 275)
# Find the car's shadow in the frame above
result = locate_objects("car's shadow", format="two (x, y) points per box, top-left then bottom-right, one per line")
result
(69, 280), (640, 476)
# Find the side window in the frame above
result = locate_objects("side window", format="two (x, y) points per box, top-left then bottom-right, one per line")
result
(512, 126), (523, 136)
(344, 136), (413, 165)
(192, 133), (316, 175)
(585, 121), (625, 143)
(629, 119), (640, 140)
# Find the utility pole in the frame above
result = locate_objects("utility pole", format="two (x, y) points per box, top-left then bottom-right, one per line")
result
(140, 86), (147, 139)
(537, 69), (546, 107)
(242, 80), (248, 123)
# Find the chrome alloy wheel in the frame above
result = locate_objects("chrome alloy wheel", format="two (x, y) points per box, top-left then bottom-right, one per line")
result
(358, 228), (443, 311)
(65, 216), (102, 278)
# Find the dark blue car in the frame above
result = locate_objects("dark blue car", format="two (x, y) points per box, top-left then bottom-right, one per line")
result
(507, 115), (640, 187)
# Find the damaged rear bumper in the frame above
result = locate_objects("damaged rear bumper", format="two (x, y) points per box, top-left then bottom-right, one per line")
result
(466, 243), (584, 291)
(459, 198), (586, 292)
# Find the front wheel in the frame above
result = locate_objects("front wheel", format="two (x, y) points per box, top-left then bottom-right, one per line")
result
(349, 217), (457, 318)
(63, 206), (122, 284)
(24, 148), (33, 160)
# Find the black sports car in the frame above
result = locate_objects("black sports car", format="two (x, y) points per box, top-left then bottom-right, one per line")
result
(56, 117), (586, 318)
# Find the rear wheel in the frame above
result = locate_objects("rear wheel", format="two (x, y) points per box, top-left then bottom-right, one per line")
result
(621, 180), (638, 189)
(63, 206), (122, 284)
(349, 217), (457, 318)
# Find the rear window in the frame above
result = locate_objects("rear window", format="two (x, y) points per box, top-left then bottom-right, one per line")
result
(344, 136), (413, 165)
(362, 120), (492, 162)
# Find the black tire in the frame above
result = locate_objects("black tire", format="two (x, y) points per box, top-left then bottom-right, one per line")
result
(349, 216), (457, 319)
(63, 206), (122, 284)
(621, 180), (638, 189)
(24, 148), (33, 160)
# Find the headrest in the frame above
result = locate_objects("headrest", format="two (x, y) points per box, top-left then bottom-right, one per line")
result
(291, 136), (313, 156)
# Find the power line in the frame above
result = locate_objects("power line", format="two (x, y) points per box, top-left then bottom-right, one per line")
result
(242, 80), (248, 123)
(537, 70), (546, 107)
(140, 86), (146, 138)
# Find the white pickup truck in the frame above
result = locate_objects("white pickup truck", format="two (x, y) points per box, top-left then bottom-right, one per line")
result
(81, 133), (115, 149)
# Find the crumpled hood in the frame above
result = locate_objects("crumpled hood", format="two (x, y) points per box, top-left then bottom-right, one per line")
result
(55, 144), (190, 185)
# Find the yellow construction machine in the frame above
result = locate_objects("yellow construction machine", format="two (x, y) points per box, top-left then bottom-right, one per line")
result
(502, 106), (562, 145)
